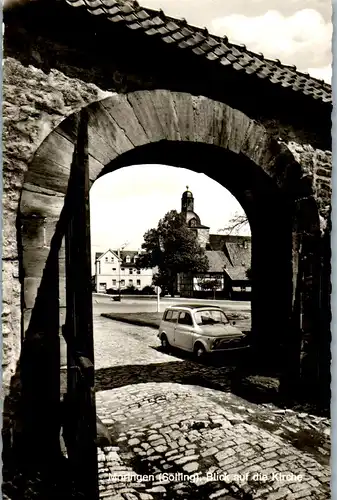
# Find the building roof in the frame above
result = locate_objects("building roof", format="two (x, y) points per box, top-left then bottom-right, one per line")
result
(208, 234), (251, 251)
(205, 250), (230, 272)
(65, 0), (331, 104)
(95, 248), (141, 262)
(225, 242), (251, 269)
(224, 267), (248, 281)
(94, 248), (119, 262)
(205, 250), (249, 282)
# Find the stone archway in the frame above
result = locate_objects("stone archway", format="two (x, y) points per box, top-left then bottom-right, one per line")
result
(2, 87), (325, 481)
(18, 89), (320, 376)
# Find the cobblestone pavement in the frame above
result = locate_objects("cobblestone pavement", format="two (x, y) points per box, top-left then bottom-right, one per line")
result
(93, 316), (330, 500)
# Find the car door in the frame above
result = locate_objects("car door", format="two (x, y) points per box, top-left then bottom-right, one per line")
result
(174, 311), (194, 351)
(165, 310), (179, 345)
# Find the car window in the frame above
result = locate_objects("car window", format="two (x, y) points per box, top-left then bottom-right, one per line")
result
(164, 310), (179, 322)
(195, 309), (229, 325)
(164, 310), (173, 321)
(178, 311), (193, 326)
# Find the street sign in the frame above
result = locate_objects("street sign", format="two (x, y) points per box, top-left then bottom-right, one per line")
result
(155, 286), (161, 295)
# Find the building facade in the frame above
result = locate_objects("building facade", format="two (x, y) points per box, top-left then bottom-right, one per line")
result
(94, 249), (154, 293)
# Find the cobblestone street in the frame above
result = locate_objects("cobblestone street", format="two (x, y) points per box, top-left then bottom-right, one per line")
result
(93, 314), (331, 500)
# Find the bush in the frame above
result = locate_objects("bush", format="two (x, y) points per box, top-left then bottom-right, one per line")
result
(141, 285), (155, 295)
(121, 285), (139, 295)
(106, 288), (115, 295)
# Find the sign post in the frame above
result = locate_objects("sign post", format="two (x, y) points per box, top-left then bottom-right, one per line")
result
(155, 286), (161, 313)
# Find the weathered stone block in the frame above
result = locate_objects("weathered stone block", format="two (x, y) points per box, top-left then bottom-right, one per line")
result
(127, 90), (166, 143)
(21, 217), (46, 250)
(20, 187), (65, 219)
(101, 93), (148, 148)
(149, 90), (180, 141)
(88, 101), (134, 156)
(193, 95), (218, 144)
(172, 92), (195, 142)
(23, 247), (65, 278)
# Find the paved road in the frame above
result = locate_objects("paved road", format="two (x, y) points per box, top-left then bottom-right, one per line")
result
(93, 315), (330, 500)
(92, 295), (251, 317)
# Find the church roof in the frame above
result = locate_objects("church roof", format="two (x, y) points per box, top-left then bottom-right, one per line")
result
(208, 234), (251, 251)
(205, 249), (249, 281)
(182, 186), (193, 198)
(64, 0), (331, 104)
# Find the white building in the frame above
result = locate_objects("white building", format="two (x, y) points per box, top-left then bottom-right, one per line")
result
(94, 249), (154, 293)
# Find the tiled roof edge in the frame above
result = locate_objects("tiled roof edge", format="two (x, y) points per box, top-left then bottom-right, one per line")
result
(63, 0), (331, 103)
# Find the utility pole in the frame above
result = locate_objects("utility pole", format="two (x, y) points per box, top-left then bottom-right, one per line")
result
(118, 241), (129, 301)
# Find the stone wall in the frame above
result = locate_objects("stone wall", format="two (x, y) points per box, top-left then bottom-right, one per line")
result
(197, 228), (210, 249)
(284, 141), (332, 221)
(2, 57), (111, 392)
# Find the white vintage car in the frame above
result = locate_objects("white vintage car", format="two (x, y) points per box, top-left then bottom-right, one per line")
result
(158, 304), (248, 358)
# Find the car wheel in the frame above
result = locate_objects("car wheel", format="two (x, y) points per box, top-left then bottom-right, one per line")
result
(194, 343), (206, 360)
(161, 334), (170, 351)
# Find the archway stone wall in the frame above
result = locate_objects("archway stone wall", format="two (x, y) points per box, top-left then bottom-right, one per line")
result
(3, 56), (332, 397)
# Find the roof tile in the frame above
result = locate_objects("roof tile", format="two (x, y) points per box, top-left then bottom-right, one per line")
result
(101, 0), (118, 6)
(206, 52), (220, 62)
(104, 5), (120, 15)
(84, 0), (103, 8)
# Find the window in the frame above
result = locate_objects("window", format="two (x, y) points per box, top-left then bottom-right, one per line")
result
(129, 269), (133, 274)
(126, 256), (131, 263)
(164, 310), (173, 321)
(105, 257), (108, 262)
(137, 270), (141, 274)
(121, 268), (125, 271)
(164, 310), (179, 322)
(99, 282), (107, 291)
(136, 279), (141, 286)
(129, 279), (133, 285)
(112, 279), (116, 286)
(178, 311), (193, 326)
(195, 309), (228, 326)
(111, 257), (114, 263)
(112, 268), (116, 271)
(121, 280), (125, 286)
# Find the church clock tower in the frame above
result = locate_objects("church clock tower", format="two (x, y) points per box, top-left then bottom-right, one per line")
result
(181, 186), (194, 213)
(180, 186), (210, 248)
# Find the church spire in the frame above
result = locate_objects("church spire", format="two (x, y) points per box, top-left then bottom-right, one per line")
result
(181, 186), (194, 212)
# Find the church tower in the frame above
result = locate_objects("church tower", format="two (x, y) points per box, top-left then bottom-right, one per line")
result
(180, 186), (210, 248)
(181, 186), (194, 213)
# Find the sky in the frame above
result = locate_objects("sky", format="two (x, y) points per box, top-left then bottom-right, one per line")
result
(141, 0), (332, 83)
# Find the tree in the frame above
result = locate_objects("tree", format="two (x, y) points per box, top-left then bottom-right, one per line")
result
(220, 211), (249, 234)
(197, 277), (222, 299)
(136, 210), (209, 296)
(245, 267), (252, 280)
